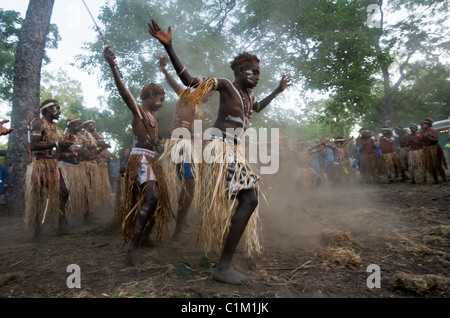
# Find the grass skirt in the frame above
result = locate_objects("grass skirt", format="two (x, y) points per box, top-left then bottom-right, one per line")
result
(24, 159), (61, 230)
(119, 152), (173, 243)
(359, 152), (379, 181)
(80, 161), (111, 211)
(423, 144), (448, 174)
(397, 147), (409, 172)
(195, 138), (262, 257)
(379, 152), (400, 178)
(158, 138), (200, 209)
(59, 162), (89, 216)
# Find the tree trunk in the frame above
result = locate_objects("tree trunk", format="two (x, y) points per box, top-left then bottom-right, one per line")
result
(6, 0), (55, 216)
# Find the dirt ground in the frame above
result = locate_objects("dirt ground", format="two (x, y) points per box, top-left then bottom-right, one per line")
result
(0, 169), (449, 303)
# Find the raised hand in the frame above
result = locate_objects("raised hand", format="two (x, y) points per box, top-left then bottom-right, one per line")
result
(148, 19), (172, 46)
(0, 119), (13, 136)
(158, 55), (168, 70)
(278, 74), (292, 92)
(103, 45), (116, 67)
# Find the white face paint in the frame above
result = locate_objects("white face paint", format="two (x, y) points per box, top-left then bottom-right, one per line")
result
(246, 70), (255, 84)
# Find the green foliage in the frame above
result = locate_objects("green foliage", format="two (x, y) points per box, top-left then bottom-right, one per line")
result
(75, 0), (241, 149)
(74, 0), (449, 146)
(392, 62), (450, 127)
(0, 9), (23, 101)
(0, 8), (60, 102)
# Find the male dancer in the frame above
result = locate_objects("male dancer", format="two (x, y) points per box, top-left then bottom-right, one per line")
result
(26, 99), (73, 239)
(149, 19), (291, 284)
(158, 55), (213, 240)
(104, 45), (172, 265)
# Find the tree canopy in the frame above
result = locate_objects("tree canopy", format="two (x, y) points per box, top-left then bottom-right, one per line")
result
(0, 8), (60, 102)
(74, 0), (449, 146)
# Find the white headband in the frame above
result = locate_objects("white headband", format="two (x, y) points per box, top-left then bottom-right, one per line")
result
(40, 102), (57, 110)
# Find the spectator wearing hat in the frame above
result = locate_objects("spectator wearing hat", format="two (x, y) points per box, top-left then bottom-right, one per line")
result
(357, 130), (379, 183)
(378, 127), (400, 183)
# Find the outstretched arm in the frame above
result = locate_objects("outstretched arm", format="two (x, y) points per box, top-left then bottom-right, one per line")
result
(159, 56), (184, 95)
(148, 19), (200, 88)
(0, 120), (13, 136)
(103, 46), (140, 116)
(253, 74), (292, 113)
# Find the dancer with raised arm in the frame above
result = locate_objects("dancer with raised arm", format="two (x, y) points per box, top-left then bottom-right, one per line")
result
(149, 19), (291, 284)
(103, 45), (173, 266)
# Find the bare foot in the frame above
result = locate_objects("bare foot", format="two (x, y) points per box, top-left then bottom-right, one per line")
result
(212, 267), (254, 285)
(127, 249), (145, 266)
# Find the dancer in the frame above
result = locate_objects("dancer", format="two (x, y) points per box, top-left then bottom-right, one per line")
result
(158, 55), (213, 240)
(149, 19), (291, 284)
(103, 45), (173, 266)
(26, 99), (73, 239)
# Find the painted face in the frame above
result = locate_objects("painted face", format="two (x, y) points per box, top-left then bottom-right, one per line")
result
(241, 61), (260, 88)
(85, 122), (95, 132)
(144, 92), (165, 112)
(69, 121), (82, 133)
(48, 104), (61, 120)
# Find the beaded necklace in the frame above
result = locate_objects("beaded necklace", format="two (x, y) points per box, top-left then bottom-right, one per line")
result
(233, 82), (253, 119)
(141, 107), (157, 128)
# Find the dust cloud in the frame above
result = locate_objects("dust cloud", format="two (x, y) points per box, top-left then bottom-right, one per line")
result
(254, 154), (393, 253)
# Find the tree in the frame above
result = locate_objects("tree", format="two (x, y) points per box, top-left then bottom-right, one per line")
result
(236, 0), (450, 128)
(40, 68), (86, 121)
(0, 9), (22, 102)
(6, 0), (55, 216)
(0, 8), (59, 102)
(75, 0), (246, 151)
(77, 0), (449, 145)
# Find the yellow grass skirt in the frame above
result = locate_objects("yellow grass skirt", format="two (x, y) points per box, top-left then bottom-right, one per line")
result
(58, 162), (89, 216)
(119, 152), (173, 243)
(79, 161), (111, 210)
(24, 159), (61, 230)
(195, 138), (262, 257)
(158, 138), (200, 209)
(423, 144), (448, 174)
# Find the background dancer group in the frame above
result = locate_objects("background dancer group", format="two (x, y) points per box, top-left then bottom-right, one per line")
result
(23, 17), (291, 285)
